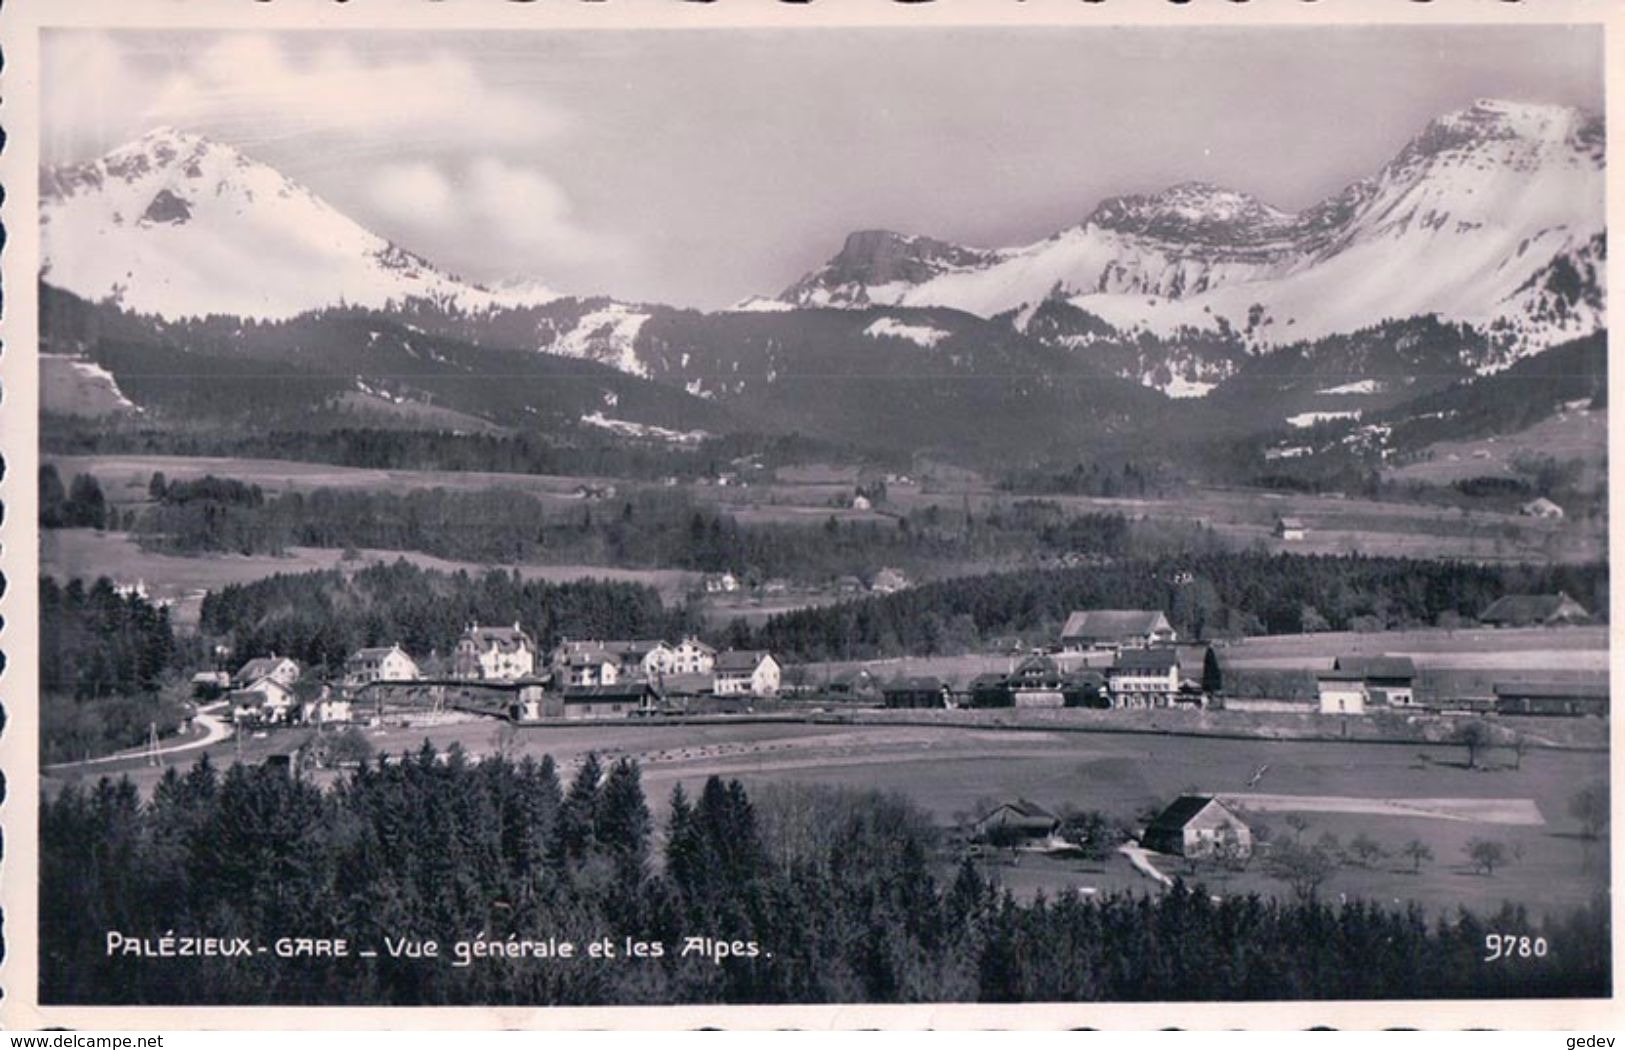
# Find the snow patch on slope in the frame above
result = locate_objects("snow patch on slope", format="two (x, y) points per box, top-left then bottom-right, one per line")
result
(547, 304), (652, 377)
(864, 317), (951, 348)
(581, 411), (709, 445)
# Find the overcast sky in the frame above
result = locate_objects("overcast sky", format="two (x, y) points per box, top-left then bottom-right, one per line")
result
(44, 26), (1602, 309)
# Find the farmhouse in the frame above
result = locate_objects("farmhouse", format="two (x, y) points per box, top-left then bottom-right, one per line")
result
(233, 655), (301, 691)
(1274, 516), (1307, 541)
(973, 800), (1061, 845)
(1493, 681), (1609, 718)
(1479, 592), (1591, 628)
(454, 623), (537, 681)
(1142, 796), (1252, 859)
(559, 682), (660, 720)
(1107, 648), (1182, 707)
(714, 650), (781, 697)
(851, 493), (872, 511)
(1520, 497), (1565, 520)
(882, 676), (950, 709)
(1317, 655), (1417, 714)
(1060, 610), (1176, 653)
(344, 643), (421, 687)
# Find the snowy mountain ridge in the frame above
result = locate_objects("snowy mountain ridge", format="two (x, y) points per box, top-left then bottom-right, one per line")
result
(781, 99), (1605, 374)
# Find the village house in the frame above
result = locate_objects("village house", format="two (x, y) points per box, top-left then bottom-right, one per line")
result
(344, 643), (421, 688)
(1274, 516), (1308, 541)
(229, 681), (297, 726)
(1142, 796), (1253, 859)
(881, 676), (950, 709)
(667, 637), (717, 675)
(1520, 497), (1565, 520)
(1479, 592), (1591, 628)
(713, 650), (781, 697)
(233, 655), (301, 691)
(973, 800), (1062, 847)
(453, 623), (537, 681)
(1316, 655), (1417, 714)
(556, 647), (621, 688)
(560, 639), (673, 679)
(851, 493), (872, 511)
(1059, 610), (1177, 653)
(1107, 648), (1181, 707)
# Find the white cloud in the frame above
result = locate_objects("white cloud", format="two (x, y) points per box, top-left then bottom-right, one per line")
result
(46, 32), (566, 158)
(369, 157), (626, 268)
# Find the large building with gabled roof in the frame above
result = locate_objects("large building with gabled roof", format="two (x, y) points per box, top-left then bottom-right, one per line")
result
(1060, 610), (1176, 652)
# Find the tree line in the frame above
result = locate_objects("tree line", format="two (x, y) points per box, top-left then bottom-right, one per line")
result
(40, 748), (1608, 1005)
(40, 576), (187, 764)
(198, 560), (700, 676)
(116, 468), (1212, 583)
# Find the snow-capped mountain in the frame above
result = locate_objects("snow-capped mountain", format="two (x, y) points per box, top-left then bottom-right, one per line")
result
(40, 127), (563, 320)
(782, 99), (1605, 372)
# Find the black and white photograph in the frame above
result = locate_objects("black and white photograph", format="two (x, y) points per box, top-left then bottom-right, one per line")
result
(2, 0), (1617, 1028)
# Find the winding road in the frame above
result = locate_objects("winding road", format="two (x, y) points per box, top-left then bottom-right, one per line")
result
(44, 702), (234, 772)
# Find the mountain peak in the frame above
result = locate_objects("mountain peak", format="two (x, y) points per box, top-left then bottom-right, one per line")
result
(1086, 180), (1292, 248)
(1400, 98), (1598, 167)
(40, 126), (563, 319)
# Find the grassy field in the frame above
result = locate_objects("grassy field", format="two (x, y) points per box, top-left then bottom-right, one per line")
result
(48, 717), (1607, 919)
(1385, 406), (1606, 487)
(46, 453), (607, 507)
(42, 528), (700, 626)
(1219, 627), (1608, 672)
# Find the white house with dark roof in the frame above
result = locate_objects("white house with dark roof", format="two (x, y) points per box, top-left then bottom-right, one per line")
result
(1107, 648), (1182, 707)
(1317, 654), (1418, 714)
(454, 623), (537, 681)
(713, 650), (781, 697)
(344, 643), (420, 688)
(668, 637), (717, 675)
(1142, 796), (1252, 859)
(1060, 610), (1176, 652)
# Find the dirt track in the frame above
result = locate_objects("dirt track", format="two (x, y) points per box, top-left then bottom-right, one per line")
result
(1217, 792), (1545, 825)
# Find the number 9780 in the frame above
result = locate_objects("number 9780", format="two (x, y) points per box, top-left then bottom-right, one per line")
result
(1484, 934), (1548, 961)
